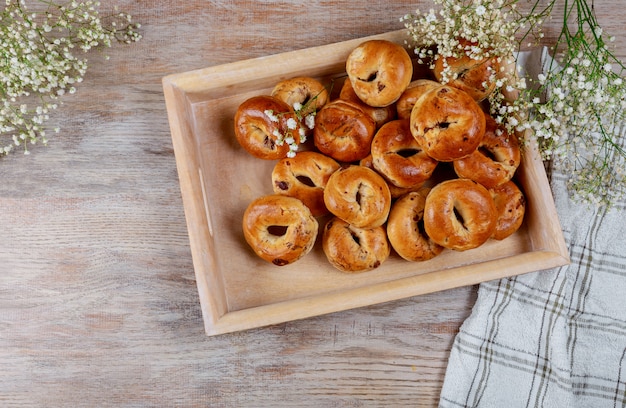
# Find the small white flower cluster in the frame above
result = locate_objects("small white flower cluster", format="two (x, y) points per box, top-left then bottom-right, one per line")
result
(402, 0), (525, 70)
(0, 0), (141, 155)
(526, 32), (626, 206)
(292, 101), (316, 132)
(264, 101), (316, 158)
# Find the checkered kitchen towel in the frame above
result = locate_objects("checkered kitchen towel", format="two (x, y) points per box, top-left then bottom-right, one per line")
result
(439, 50), (626, 408)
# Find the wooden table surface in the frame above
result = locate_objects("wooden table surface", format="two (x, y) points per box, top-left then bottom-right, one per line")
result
(2, 1), (624, 407)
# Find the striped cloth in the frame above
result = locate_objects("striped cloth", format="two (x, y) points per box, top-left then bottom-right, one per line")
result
(439, 50), (626, 408)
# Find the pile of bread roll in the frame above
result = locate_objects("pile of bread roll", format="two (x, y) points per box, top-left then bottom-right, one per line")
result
(235, 39), (526, 272)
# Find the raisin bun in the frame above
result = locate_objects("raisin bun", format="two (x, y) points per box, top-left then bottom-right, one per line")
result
(490, 180), (526, 240)
(242, 195), (318, 266)
(271, 151), (340, 217)
(370, 119), (438, 188)
(387, 189), (444, 262)
(396, 79), (443, 120)
(346, 39), (413, 107)
(313, 99), (376, 162)
(338, 78), (396, 128)
(433, 40), (498, 102)
(323, 165), (391, 229)
(423, 179), (497, 251)
(410, 85), (486, 162)
(234, 95), (302, 160)
(322, 217), (390, 273)
(453, 114), (521, 188)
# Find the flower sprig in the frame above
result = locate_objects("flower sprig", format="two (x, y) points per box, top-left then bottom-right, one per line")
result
(264, 89), (325, 158)
(402, 0), (626, 207)
(0, 0), (141, 155)
(264, 107), (307, 158)
(524, 1), (626, 206)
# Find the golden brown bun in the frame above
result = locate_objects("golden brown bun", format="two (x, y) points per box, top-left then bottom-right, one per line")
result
(338, 79), (397, 128)
(271, 76), (329, 139)
(387, 189), (444, 262)
(234, 95), (302, 160)
(396, 79), (443, 120)
(242, 195), (318, 266)
(271, 151), (340, 217)
(322, 217), (390, 273)
(346, 39), (413, 107)
(323, 165), (391, 229)
(453, 114), (521, 188)
(371, 119), (438, 188)
(313, 99), (377, 162)
(490, 180), (526, 240)
(271, 76), (329, 113)
(371, 119), (439, 188)
(410, 85), (486, 162)
(433, 42), (498, 101)
(359, 154), (424, 199)
(424, 179), (497, 251)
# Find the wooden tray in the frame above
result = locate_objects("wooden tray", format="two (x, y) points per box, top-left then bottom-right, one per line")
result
(162, 30), (570, 336)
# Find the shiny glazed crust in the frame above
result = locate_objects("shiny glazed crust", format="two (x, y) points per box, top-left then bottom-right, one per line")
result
(433, 47), (498, 102)
(234, 95), (301, 160)
(323, 165), (391, 229)
(242, 195), (318, 266)
(346, 39), (413, 107)
(396, 79), (443, 120)
(371, 119), (438, 188)
(453, 114), (521, 188)
(271, 151), (341, 217)
(359, 154), (425, 199)
(338, 79), (397, 128)
(490, 180), (526, 240)
(424, 179), (497, 251)
(410, 85), (486, 162)
(271, 76), (329, 113)
(387, 189), (444, 262)
(322, 217), (390, 273)
(313, 99), (377, 162)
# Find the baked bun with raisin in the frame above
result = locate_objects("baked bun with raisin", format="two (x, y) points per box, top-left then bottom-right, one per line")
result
(322, 217), (390, 273)
(314, 99), (377, 162)
(410, 85), (486, 162)
(371, 119), (438, 188)
(453, 114), (521, 188)
(433, 41), (498, 102)
(396, 79), (443, 120)
(271, 76), (329, 136)
(271, 76), (329, 113)
(360, 154), (425, 199)
(234, 95), (302, 160)
(387, 189), (444, 262)
(323, 165), (391, 229)
(490, 180), (526, 240)
(272, 151), (340, 217)
(346, 39), (413, 107)
(339, 78), (396, 128)
(423, 179), (497, 251)
(242, 195), (318, 266)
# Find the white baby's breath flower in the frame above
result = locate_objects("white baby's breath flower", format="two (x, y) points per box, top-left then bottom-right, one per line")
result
(304, 114), (315, 130)
(0, 0), (141, 155)
(286, 117), (298, 130)
(264, 110), (279, 122)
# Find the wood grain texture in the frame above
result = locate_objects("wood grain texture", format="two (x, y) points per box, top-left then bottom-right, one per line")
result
(1, 1), (624, 406)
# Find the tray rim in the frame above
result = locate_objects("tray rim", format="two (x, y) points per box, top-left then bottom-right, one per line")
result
(163, 30), (570, 336)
